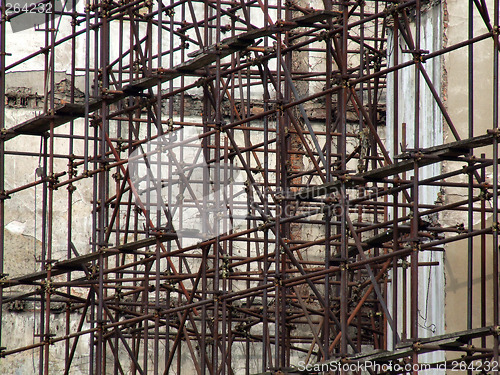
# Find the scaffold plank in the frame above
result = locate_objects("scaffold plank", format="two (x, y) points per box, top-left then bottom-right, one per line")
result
(293, 133), (496, 200)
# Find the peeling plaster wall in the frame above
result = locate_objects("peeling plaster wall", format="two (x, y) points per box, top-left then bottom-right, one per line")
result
(1, 313), (91, 375)
(1, 111), (94, 374)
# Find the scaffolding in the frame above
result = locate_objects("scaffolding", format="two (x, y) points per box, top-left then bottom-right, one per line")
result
(0, 0), (499, 374)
